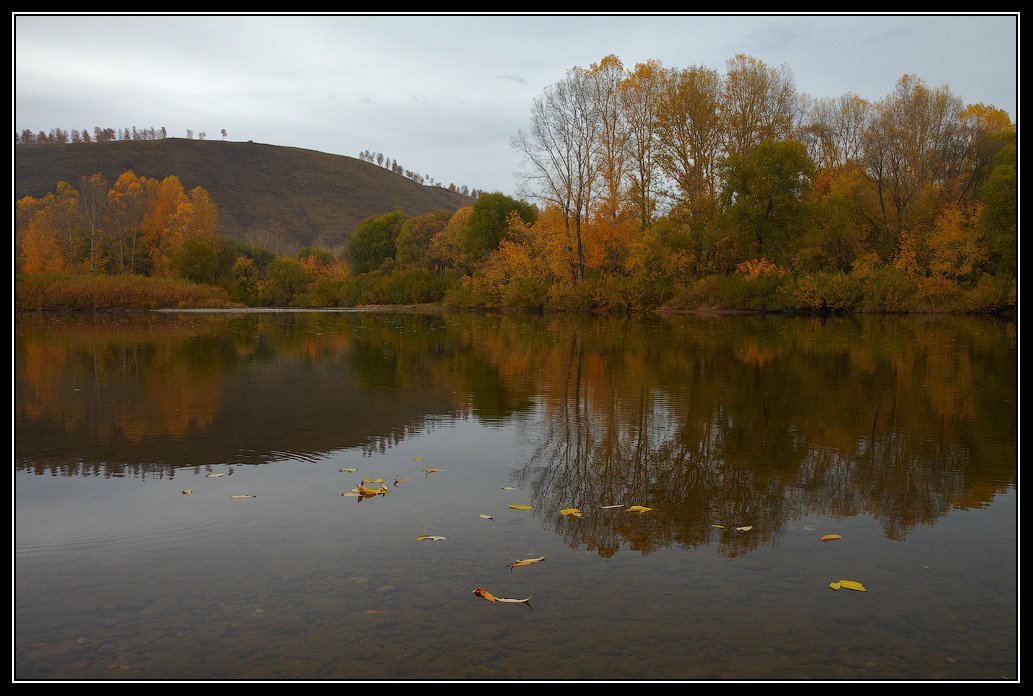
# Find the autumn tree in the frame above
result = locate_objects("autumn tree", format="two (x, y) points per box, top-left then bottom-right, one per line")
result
(861, 74), (966, 260)
(18, 183), (84, 274)
(395, 210), (451, 268)
(427, 206), (474, 273)
(140, 175), (188, 276)
(622, 60), (665, 230)
(722, 54), (798, 159)
(655, 64), (724, 223)
(77, 173), (110, 274)
(588, 55), (630, 223)
(513, 64), (600, 283)
(803, 93), (871, 173)
(955, 103), (1016, 203)
(106, 171), (149, 274)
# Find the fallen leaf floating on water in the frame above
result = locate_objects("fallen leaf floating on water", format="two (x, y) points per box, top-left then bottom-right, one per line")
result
(205, 473), (226, 478)
(499, 486), (518, 491)
(712, 524), (725, 529)
(181, 490), (193, 495)
(599, 504), (624, 509)
(230, 494), (256, 499)
(472, 588), (533, 608)
(626, 505), (653, 514)
(508, 504), (531, 510)
(339, 467), (358, 473)
(506, 555), (546, 569)
(829, 580), (868, 592)
(416, 535), (447, 542)
(355, 484), (390, 496)
(736, 525), (753, 532)
(820, 534), (843, 542)
(479, 514), (495, 520)
(393, 477), (410, 486)
(423, 468), (444, 474)
(412, 457), (424, 461)
(559, 508), (582, 518)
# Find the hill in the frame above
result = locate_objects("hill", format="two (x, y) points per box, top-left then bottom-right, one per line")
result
(14, 139), (474, 253)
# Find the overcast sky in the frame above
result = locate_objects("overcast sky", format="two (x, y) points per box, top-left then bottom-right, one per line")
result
(13, 13), (1019, 197)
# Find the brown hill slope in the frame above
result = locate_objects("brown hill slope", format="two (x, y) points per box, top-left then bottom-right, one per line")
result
(15, 139), (473, 252)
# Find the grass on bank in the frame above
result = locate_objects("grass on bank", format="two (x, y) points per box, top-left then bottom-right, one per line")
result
(15, 273), (237, 311)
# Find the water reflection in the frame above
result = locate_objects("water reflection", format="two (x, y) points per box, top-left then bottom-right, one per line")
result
(15, 311), (1017, 554)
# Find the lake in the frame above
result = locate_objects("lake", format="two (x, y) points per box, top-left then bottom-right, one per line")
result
(14, 310), (1018, 681)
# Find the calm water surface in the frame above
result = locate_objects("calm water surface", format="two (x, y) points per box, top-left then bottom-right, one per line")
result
(14, 311), (1017, 681)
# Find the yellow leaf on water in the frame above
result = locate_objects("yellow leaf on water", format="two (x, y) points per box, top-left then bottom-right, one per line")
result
(560, 508), (582, 518)
(356, 484), (389, 496)
(736, 525), (753, 532)
(473, 588), (532, 607)
(506, 555), (546, 569)
(230, 494), (256, 499)
(423, 468), (444, 474)
(508, 504), (531, 510)
(339, 467), (358, 473)
(820, 534), (843, 542)
(838, 580), (867, 592)
(829, 581), (841, 590)
(393, 477), (410, 486)
(712, 524), (725, 529)
(479, 514), (495, 520)
(181, 490), (193, 495)
(205, 473), (226, 478)
(626, 505), (653, 514)
(412, 457), (424, 461)
(416, 535), (447, 542)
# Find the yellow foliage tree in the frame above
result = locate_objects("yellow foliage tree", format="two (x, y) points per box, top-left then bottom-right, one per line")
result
(20, 206), (68, 274)
(928, 203), (986, 281)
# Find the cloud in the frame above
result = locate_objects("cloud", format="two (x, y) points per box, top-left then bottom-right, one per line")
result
(496, 74), (529, 86)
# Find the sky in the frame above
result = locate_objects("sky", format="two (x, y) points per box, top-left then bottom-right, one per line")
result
(13, 13), (1019, 198)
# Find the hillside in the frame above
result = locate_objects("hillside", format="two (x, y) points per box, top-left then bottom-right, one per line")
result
(15, 139), (474, 252)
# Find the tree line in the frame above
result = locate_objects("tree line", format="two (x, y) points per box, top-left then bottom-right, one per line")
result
(16, 126), (169, 144)
(15, 126), (233, 144)
(357, 149), (485, 198)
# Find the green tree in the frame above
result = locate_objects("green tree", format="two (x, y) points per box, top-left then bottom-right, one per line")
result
(346, 210), (408, 274)
(171, 234), (220, 285)
(719, 139), (815, 266)
(463, 192), (537, 260)
(979, 141), (1017, 277)
(265, 256), (310, 305)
